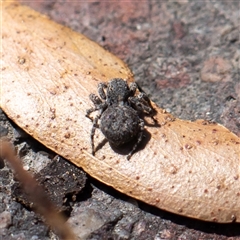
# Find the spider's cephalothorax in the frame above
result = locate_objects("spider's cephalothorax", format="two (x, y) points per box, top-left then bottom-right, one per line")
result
(86, 78), (153, 160)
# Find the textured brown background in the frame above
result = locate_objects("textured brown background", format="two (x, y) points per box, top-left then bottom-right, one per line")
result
(1, 1), (239, 239)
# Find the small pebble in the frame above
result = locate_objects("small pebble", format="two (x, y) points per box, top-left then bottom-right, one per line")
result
(0, 125), (8, 137)
(0, 211), (11, 229)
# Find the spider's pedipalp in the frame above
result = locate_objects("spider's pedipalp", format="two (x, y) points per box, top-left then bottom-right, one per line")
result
(86, 94), (107, 120)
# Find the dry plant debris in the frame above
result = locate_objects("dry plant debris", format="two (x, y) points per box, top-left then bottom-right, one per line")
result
(0, 140), (76, 240)
(1, 1), (240, 223)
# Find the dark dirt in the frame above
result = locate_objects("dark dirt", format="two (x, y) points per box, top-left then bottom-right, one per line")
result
(1, 1), (240, 239)
(11, 156), (87, 214)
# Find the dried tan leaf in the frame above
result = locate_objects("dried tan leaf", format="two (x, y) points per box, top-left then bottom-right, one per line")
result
(1, 1), (240, 223)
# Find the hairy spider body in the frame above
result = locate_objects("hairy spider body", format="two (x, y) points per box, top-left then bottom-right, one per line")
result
(86, 78), (153, 160)
(100, 105), (143, 146)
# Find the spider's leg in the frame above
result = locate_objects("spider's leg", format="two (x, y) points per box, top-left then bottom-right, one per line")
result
(89, 93), (103, 106)
(90, 108), (105, 156)
(129, 93), (153, 114)
(129, 82), (137, 95)
(127, 119), (144, 160)
(98, 82), (108, 100)
(86, 94), (103, 119)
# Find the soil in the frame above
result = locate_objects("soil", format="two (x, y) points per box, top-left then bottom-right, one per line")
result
(1, 1), (239, 239)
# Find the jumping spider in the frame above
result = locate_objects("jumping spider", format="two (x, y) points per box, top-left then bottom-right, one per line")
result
(86, 78), (154, 160)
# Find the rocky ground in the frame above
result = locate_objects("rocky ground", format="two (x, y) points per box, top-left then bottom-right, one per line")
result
(1, 1), (239, 239)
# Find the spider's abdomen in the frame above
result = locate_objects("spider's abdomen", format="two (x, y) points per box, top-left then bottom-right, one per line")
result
(100, 105), (140, 146)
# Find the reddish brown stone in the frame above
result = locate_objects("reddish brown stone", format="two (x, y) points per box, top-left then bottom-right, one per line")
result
(201, 56), (233, 82)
